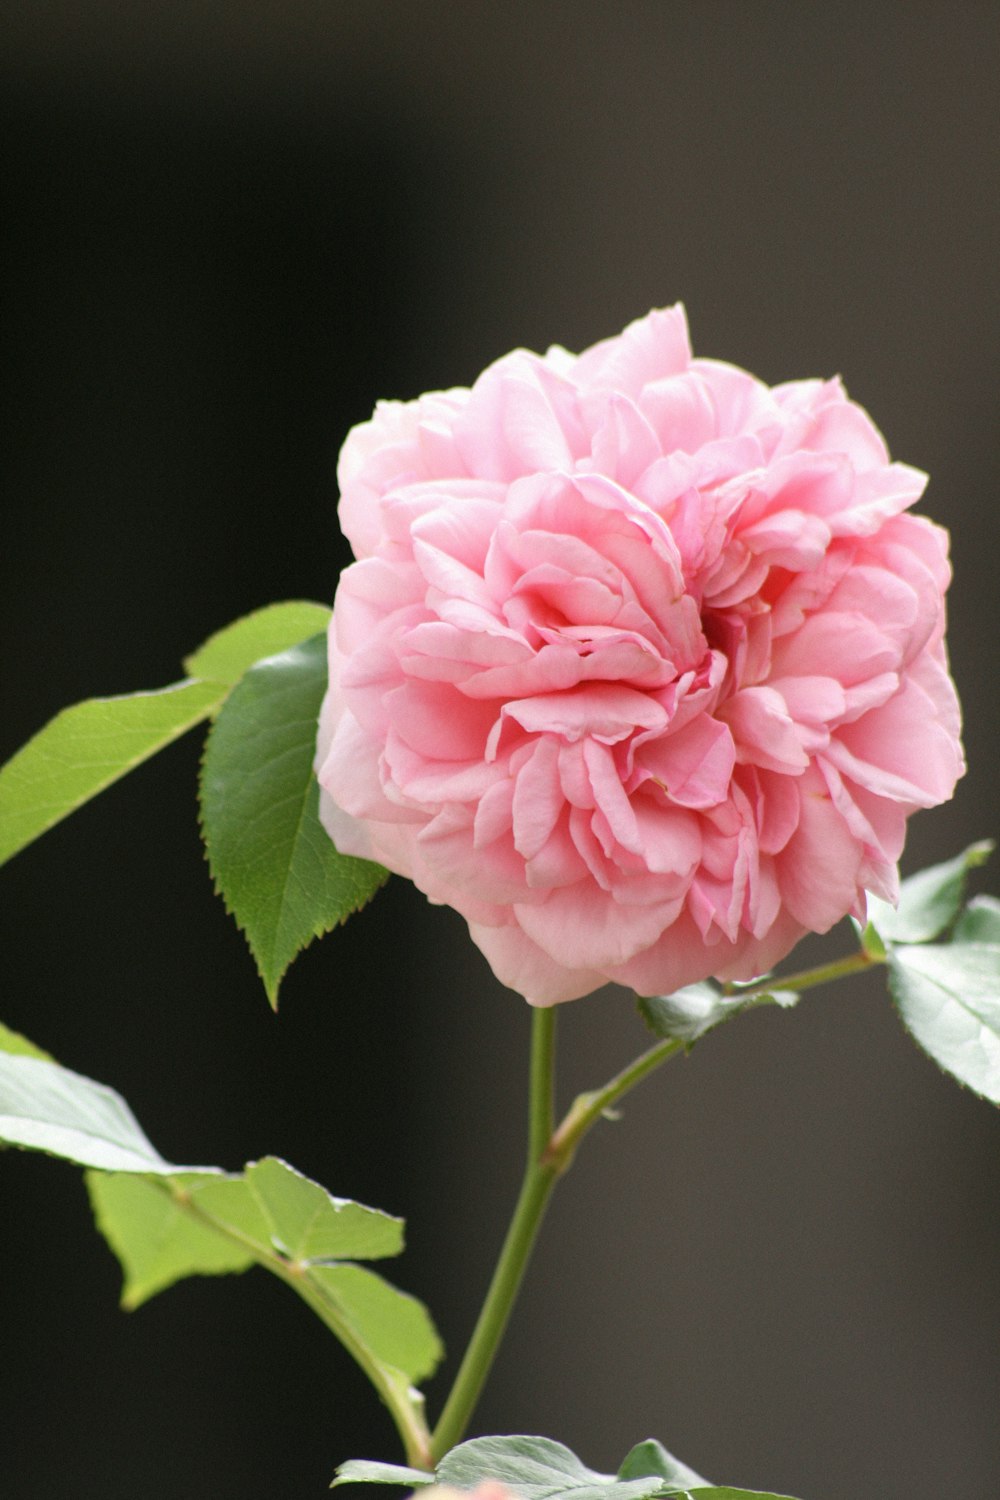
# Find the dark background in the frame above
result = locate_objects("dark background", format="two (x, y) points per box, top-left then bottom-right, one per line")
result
(2, 5), (998, 1499)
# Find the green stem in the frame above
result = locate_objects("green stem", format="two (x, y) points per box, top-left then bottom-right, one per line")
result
(547, 945), (882, 1173)
(164, 1181), (434, 1469)
(272, 1262), (434, 1470)
(430, 1007), (559, 1462)
(544, 1035), (686, 1173)
(429, 938), (881, 1461)
(728, 946), (879, 1000)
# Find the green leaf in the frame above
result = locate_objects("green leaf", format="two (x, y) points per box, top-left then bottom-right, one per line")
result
(1, 1029), (440, 1452)
(182, 600), (331, 687)
(0, 1021), (55, 1062)
(0, 1049), (175, 1172)
(181, 1172), (275, 1258)
(309, 1264), (443, 1384)
(639, 983), (796, 1047)
(618, 1441), (709, 1490)
(865, 840), (994, 945)
(199, 634), (388, 1005)
(0, 679), (225, 867)
(332, 1460), (435, 1490)
(888, 941), (1000, 1103)
(333, 1438), (804, 1500)
(437, 1436), (616, 1499)
(686, 1491), (802, 1499)
(244, 1156), (404, 1261)
(88, 1171), (252, 1308)
(0, 601), (336, 870)
(954, 895), (1000, 945)
(436, 1436), (695, 1500)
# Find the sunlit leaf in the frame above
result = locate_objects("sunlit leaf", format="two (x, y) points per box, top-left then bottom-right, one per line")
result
(1, 1029), (440, 1434)
(0, 1021), (54, 1062)
(182, 600), (331, 687)
(88, 1171), (252, 1308)
(0, 601), (337, 869)
(0, 679), (224, 866)
(309, 1264), (443, 1384)
(245, 1156), (403, 1261)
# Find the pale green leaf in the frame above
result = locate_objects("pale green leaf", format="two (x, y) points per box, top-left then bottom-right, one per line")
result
(639, 984), (796, 1046)
(888, 941), (1000, 1103)
(332, 1460), (435, 1490)
(954, 895), (1000, 945)
(618, 1440), (709, 1490)
(865, 840), (994, 945)
(182, 600), (331, 687)
(334, 1437), (800, 1500)
(437, 1436), (688, 1500)
(0, 679), (225, 867)
(0, 1050), (174, 1172)
(199, 634), (388, 1005)
(245, 1155), (403, 1261)
(87, 1171), (252, 1308)
(437, 1435), (616, 1499)
(308, 1263), (443, 1384)
(1, 1033), (440, 1437)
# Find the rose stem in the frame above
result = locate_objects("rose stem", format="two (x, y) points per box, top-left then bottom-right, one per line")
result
(428, 941), (881, 1461)
(429, 1005), (559, 1463)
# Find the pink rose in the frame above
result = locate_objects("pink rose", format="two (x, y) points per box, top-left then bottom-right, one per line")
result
(315, 307), (963, 1004)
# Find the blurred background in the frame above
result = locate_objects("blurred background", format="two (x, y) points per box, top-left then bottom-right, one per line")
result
(1, 5), (998, 1498)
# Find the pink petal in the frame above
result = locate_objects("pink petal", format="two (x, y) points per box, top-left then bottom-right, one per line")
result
(718, 687), (810, 772)
(468, 918), (607, 1005)
(634, 715), (736, 809)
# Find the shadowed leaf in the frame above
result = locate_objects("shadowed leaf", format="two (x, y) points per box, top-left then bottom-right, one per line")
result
(199, 634), (388, 1004)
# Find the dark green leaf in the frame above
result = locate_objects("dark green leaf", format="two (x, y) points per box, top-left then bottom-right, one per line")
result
(199, 634), (388, 1005)
(182, 600), (331, 687)
(954, 895), (1000, 945)
(332, 1460), (435, 1490)
(639, 983), (796, 1046)
(618, 1441), (708, 1489)
(0, 679), (224, 867)
(865, 840), (994, 945)
(888, 941), (1000, 1102)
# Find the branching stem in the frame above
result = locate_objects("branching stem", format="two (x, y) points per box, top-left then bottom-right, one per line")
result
(428, 940), (882, 1460)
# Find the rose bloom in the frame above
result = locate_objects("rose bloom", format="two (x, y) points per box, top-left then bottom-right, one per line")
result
(315, 307), (963, 1004)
